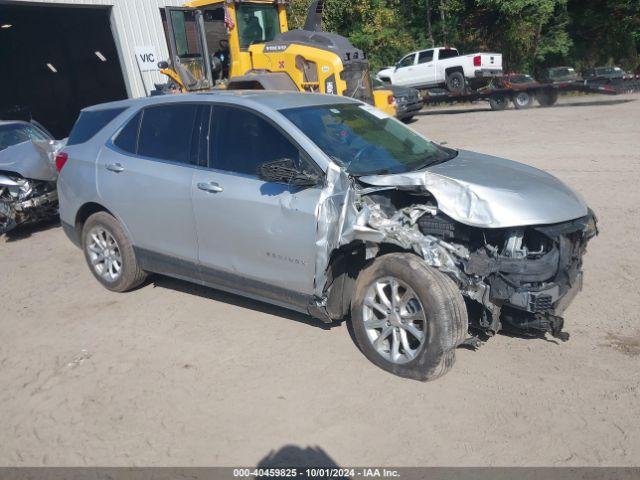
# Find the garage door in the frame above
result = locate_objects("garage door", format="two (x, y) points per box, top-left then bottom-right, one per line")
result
(0, 3), (128, 138)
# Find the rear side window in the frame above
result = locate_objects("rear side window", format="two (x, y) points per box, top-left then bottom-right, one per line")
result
(113, 111), (142, 153)
(418, 50), (433, 64)
(68, 108), (125, 145)
(137, 104), (198, 164)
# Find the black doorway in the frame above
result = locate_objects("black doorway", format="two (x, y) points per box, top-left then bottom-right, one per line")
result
(0, 2), (128, 138)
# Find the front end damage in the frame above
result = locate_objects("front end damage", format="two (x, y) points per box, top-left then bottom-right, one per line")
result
(0, 140), (64, 235)
(310, 163), (597, 342)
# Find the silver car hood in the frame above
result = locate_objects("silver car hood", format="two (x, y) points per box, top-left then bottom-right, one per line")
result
(359, 150), (588, 228)
(0, 139), (65, 182)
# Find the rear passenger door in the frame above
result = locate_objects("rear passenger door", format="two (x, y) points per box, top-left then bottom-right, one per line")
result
(414, 50), (435, 86)
(191, 105), (322, 309)
(98, 103), (206, 274)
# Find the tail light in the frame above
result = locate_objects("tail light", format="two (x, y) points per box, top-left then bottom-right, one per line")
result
(473, 55), (481, 67)
(388, 94), (395, 105)
(55, 152), (68, 172)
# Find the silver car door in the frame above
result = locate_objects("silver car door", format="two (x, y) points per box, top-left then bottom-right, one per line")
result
(97, 104), (202, 273)
(192, 105), (322, 308)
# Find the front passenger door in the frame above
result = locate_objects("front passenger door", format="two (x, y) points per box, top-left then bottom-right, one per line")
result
(393, 53), (417, 86)
(192, 105), (322, 309)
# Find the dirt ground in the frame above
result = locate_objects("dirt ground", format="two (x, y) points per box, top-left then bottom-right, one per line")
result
(1, 93), (639, 467)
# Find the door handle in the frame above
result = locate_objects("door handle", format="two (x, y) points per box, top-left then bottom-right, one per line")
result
(106, 163), (124, 173)
(197, 181), (224, 193)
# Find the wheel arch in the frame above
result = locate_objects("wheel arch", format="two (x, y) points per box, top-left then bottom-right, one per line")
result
(444, 66), (464, 77)
(322, 241), (418, 321)
(74, 202), (116, 241)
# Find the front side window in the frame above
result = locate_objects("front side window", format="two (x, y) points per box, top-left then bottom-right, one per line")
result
(237, 4), (281, 49)
(211, 106), (299, 176)
(282, 104), (456, 176)
(398, 55), (415, 68)
(137, 104), (198, 164)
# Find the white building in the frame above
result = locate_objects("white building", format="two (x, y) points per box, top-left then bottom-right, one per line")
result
(1, 0), (187, 136)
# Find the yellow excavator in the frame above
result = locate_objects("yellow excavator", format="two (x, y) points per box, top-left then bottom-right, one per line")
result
(158, 0), (396, 116)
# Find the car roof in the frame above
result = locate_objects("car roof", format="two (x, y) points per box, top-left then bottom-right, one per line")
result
(82, 91), (360, 114)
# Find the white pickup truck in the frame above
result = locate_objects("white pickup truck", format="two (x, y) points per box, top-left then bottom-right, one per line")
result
(376, 47), (503, 93)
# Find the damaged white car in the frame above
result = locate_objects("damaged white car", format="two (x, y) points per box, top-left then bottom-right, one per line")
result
(57, 93), (597, 381)
(0, 120), (64, 235)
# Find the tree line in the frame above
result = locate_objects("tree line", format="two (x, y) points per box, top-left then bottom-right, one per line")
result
(286, 0), (640, 75)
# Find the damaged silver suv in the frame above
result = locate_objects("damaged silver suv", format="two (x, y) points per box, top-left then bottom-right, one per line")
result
(58, 92), (597, 381)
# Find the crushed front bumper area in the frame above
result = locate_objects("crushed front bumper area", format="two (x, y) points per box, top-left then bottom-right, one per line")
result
(311, 165), (597, 342)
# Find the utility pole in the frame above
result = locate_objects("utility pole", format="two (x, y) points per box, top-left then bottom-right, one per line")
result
(440, 0), (447, 44)
(426, 0), (434, 47)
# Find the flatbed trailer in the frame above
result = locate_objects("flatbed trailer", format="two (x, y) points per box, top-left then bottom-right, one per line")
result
(420, 80), (629, 111)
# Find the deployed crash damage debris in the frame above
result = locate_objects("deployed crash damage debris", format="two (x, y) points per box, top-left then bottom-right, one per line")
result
(313, 160), (598, 344)
(0, 139), (64, 234)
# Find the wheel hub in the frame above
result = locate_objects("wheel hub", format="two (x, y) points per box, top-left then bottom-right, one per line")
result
(362, 277), (427, 365)
(86, 227), (123, 282)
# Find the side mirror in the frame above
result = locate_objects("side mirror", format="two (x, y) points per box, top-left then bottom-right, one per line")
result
(158, 61), (169, 70)
(258, 158), (320, 187)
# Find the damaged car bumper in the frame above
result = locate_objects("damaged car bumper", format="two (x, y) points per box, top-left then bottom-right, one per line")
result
(313, 151), (597, 341)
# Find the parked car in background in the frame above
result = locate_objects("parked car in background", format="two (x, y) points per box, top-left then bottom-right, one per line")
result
(376, 47), (502, 93)
(539, 66), (581, 85)
(57, 92), (596, 381)
(0, 120), (64, 234)
(583, 66), (625, 84)
(372, 76), (423, 122)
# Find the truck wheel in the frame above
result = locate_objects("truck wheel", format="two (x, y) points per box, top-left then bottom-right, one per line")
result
(82, 212), (147, 292)
(489, 93), (508, 111)
(351, 253), (468, 381)
(445, 71), (466, 94)
(537, 90), (559, 107)
(513, 91), (534, 109)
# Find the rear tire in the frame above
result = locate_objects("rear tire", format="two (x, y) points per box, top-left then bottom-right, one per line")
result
(513, 91), (534, 109)
(351, 253), (468, 381)
(445, 71), (466, 94)
(82, 212), (147, 292)
(537, 90), (559, 107)
(489, 93), (509, 111)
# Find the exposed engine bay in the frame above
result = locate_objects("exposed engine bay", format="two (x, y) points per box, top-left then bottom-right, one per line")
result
(312, 160), (598, 342)
(0, 139), (64, 235)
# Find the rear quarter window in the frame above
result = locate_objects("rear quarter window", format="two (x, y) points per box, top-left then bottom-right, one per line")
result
(67, 108), (126, 145)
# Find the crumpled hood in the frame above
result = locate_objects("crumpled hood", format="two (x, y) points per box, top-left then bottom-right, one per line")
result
(0, 139), (65, 182)
(359, 150), (588, 228)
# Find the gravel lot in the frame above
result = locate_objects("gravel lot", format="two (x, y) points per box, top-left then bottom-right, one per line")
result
(1, 93), (639, 467)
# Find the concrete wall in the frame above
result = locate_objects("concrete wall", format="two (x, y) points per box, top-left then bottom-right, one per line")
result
(10, 0), (185, 98)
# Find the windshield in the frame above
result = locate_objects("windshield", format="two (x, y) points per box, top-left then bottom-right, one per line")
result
(237, 4), (281, 49)
(282, 104), (456, 176)
(0, 124), (50, 152)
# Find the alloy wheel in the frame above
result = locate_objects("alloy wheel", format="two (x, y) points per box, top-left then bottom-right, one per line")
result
(362, 277), (427, 364)
(86, 227), (123, 282)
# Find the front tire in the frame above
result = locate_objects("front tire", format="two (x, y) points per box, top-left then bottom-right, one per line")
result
(351, 253), (468, 381)
(82, 212), (147, 292)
